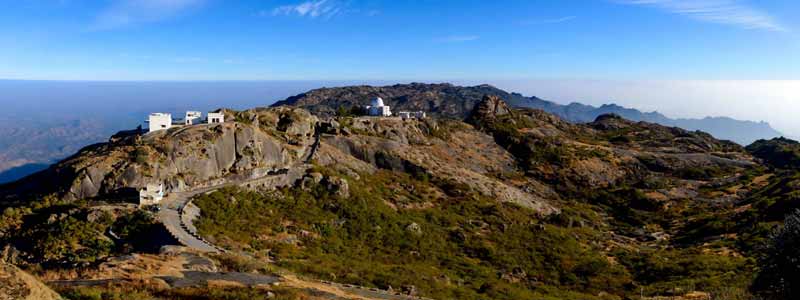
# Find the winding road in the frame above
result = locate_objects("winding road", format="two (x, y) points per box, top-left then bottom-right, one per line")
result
(156, 128), (321, 253)
(157, 186), (226, 253)
(156, 166), (309, 253)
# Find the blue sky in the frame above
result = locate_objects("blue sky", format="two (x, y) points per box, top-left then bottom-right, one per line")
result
(1, 0), (798, 80)
(1, 0), (800, 136)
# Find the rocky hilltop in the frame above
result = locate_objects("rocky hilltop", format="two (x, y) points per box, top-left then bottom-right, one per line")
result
(271, 82), (537, 119)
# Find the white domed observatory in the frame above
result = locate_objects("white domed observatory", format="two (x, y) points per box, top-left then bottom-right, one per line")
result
(366, 97), (392, 117)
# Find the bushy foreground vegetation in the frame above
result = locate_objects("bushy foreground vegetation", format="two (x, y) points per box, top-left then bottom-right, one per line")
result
(752, 209), (800, 299)
(194, 168), (755, 299)
(0, 197), (163, 268)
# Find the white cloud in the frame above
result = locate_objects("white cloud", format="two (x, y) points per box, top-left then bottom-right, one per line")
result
(437, 35), (480, 43)
(520, 16), (577, 25)
(271, 0), (342, 19)
(617, 0), (787, 32)
(92, 0), (204, 30)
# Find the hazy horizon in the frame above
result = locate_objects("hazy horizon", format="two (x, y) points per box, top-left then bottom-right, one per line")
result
(1, 79), (798, 139)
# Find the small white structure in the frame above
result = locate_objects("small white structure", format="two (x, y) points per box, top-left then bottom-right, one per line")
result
(208, 112), (225, 124)
(398, 111), (426, 119)
(148, 113), (173, 133)
(185, 111), (203, 125)
(139, 183), (164, 206)
(366, 97), (392, 117)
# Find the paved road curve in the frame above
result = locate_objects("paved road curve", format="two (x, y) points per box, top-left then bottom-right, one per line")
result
(156, 130), (321, 252)
(157, 187), (225, 253)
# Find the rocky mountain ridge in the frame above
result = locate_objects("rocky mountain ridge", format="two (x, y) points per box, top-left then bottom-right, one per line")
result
(273, 82), (783, 145)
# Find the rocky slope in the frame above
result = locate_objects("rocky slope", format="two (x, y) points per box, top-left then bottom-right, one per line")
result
(0, 262), (62, 300)
(467, 95), (752, 191)
(315, 112), (559, 214)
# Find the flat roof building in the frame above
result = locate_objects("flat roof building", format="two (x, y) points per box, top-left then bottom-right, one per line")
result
(148, 113), (172, 133)
(398, 111), (426, 119)
(185, 111), (202, 125)
(139, 183), (164, 206)
(208, 112), (225, 124)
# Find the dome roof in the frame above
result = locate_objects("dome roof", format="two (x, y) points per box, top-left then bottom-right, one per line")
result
(371, 97), (385, 107)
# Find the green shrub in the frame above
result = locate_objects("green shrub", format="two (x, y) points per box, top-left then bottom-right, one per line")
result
(752, 209), (800, 299)
(194, 170), (631, 299)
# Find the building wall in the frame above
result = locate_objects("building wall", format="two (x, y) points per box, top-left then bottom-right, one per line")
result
(139, 184), (164, 206)
(208, 112), (225, 124)
(185, 111), (202, 125)
(148, 113), (172, 133)
(368, 106), (392, 117)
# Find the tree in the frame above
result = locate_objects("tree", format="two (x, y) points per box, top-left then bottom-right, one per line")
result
(753, 209), (800, 299)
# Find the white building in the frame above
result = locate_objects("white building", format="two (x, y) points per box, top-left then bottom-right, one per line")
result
(208, 112), (225, 124)
(398, 111), (426, 119)
(185, 111), (203, 125)
(139, 183), (164, 206)
(148, 113), (173, 133)
(366, 97), (392, 117)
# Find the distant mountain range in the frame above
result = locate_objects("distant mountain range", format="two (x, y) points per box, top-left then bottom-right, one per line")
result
(274, 83), (783, 145)
(506, 93), (783, 146)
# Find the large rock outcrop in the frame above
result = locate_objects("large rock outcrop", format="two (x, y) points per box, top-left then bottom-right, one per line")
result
(314, 115), (560, 215)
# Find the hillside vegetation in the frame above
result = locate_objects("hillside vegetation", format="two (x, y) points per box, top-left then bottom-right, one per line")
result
(191, 96), (792, 299)
(1, 93), (798, 299)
